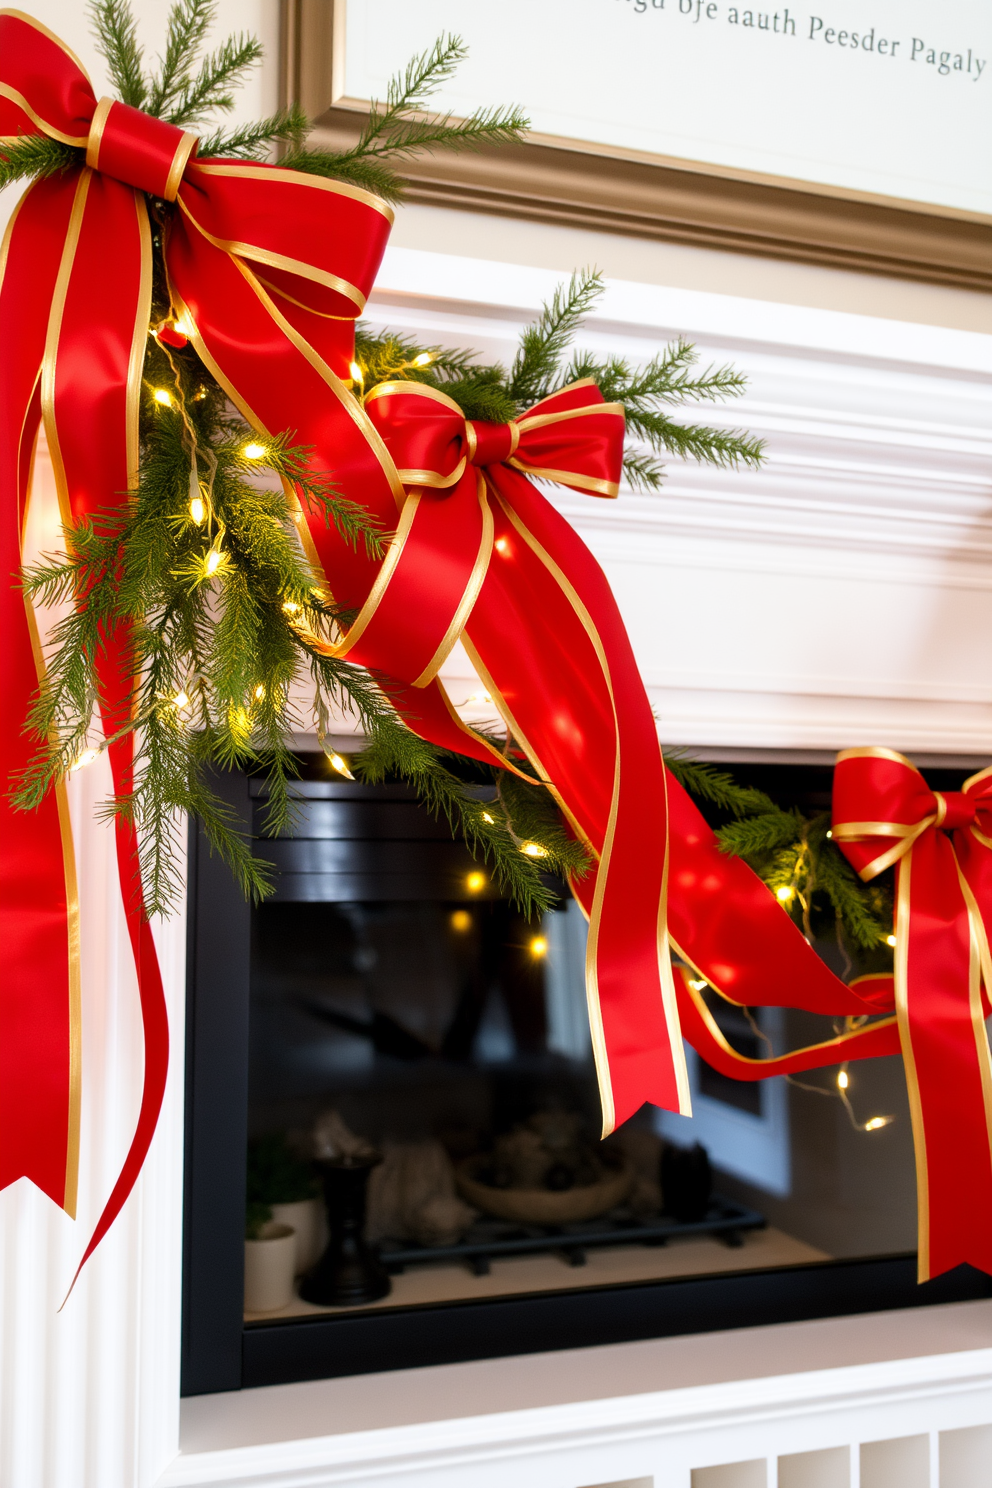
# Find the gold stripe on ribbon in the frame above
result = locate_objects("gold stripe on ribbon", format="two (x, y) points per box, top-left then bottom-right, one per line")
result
(508, 460), (619, 498)
(412, 472), (493, 688)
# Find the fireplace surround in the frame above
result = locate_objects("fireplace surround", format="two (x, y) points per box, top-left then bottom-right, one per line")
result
(181, 757), (992, 1398)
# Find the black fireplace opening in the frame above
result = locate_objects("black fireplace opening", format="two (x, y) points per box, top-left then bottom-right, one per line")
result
(181, 756), (992, 1396)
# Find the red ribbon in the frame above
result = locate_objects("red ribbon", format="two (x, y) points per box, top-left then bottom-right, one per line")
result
(0, 10), (392, 1271)
(833, 750), (992, 1279)
(4, 14), (991, 1284)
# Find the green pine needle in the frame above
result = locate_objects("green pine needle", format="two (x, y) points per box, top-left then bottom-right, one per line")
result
(0, 135), (81, 190)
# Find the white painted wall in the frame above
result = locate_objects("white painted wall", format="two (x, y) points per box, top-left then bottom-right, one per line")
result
(2, 4), (992, 1486)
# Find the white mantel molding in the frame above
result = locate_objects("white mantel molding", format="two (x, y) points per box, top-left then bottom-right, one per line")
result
(366, 248), (992, 758)
(163, 1306), (992, 1488)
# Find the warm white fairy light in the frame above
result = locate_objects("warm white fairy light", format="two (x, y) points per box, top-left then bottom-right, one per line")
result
(204, 548), (222, 577)
(243, 442), (266, 459)
(173, 317), (192, 337)
(688, 978), (708, 992)
(412, 353), (433, 368)
(482, 812), (495, 824)
(522, 842), (547, 858)
(173, 691), (190, 710)
(495, 537), (508, 553)
(349, 361), (364, 386)
(886, 934), (897, 948)
(189, 495), (206, 524)
(69, 747), (99, 772)
(466, 870), (486, 893)
(837, 1069), (849, 1090)
(776, 885), (794, 903)
(864, 1116), (892, 1132)
(450, 909), (471, 932)
(253, 684), (265, 701)
(326, 752), (355, 780)
(282, 601), (300, 615)
(152, 388), (172, 406)
(530, 935), (548, 957)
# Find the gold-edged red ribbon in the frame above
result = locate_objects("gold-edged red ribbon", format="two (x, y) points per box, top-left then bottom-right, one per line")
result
(832, 749), (992, 1280)
(0, 9), (393, 1272)
(349, 379), (692, 1131)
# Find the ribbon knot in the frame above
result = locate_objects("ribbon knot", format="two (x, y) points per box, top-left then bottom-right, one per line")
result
(935, 790), (978, 831)
(832, 748), (992, 1280)
(466, 420), (519, 467)
(85, 97), (197, 200)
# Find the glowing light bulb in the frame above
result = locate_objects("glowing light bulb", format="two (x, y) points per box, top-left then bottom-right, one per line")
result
(776, 885), (794, 903)
(886, 934), (897, 948)
(173, 691), (190, 710)
(70, 747), (99, 772)
(327, 752), (355, 780)
(466, 871), (486, 893)
(189, 495), (206, 525)
(864, 1116), (891, 1132)
(152, 388), (172, 407)
(282, 601), (300, 615)
(530, 935), (548, 958)
(482, 812), (495, 824)
(173, 317), (192, 338)
(522, 842), (547, 858)
(826, 829), (833, 839)
(243, 442), (266, 459)
(349, 361), (364, 385)
(688, 978), (708, 992)
(495, 537), (508, 554)
(253, 684), (265, 701)
(412, 353), (433, 368)
(837, 1070), (849, 1090)
(204, 548), (222, 577)
(450, 909), (471, 932)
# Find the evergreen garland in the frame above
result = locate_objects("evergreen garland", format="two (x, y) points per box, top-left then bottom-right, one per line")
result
(7, 0), (792, 930)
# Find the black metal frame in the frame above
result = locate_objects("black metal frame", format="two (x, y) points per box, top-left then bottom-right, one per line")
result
(181, 768), (992, 1397)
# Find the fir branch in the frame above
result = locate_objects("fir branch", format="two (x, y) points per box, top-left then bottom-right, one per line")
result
(146, 0), (215, 119)
(198, 104), (310, 160)
(509, 269), (604, 408)
(90, 0), (148, 109)
(663, 754), (779, 818)
(280, 35), (528, 203)
(717, 810), (804, 857)
(0, 135), (81, 189)
(165, 30), (263, 128)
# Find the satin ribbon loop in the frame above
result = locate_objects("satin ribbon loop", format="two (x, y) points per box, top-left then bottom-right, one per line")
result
(86, 97), (197, 201)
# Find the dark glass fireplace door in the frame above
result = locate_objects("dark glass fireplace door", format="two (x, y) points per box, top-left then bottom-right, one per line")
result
(181, 764), (992, 1396)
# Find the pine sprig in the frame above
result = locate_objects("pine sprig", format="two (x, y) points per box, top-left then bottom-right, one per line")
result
(509, 269), (606, 407)
(669, 756), (891, 958)
(0, 135), (81, 189)
(280, 35), (529, 203)
(354, 725), (590, 918)
(90, 0), (148, 109)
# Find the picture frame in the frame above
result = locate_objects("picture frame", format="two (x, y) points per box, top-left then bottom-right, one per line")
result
(279, 0), (992, 293)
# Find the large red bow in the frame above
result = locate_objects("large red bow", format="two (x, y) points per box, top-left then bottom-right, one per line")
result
(833, 750), (992, 1279)
(0, 9), (393, 1270)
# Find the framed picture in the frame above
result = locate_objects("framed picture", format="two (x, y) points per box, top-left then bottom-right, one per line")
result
(280, 0), (992, 291)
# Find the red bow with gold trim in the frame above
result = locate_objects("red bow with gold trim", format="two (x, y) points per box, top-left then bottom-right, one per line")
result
(323, 378), (693, 1132)
(0, 9), (393, 1271)
(833, 749), (992, 1280)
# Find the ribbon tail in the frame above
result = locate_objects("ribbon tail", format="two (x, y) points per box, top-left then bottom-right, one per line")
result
(0, 176), (85, 1212)
(898, 840), (992, 1280)
(466, 466), (689, 1130)
(45, 172), (170, 1276)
